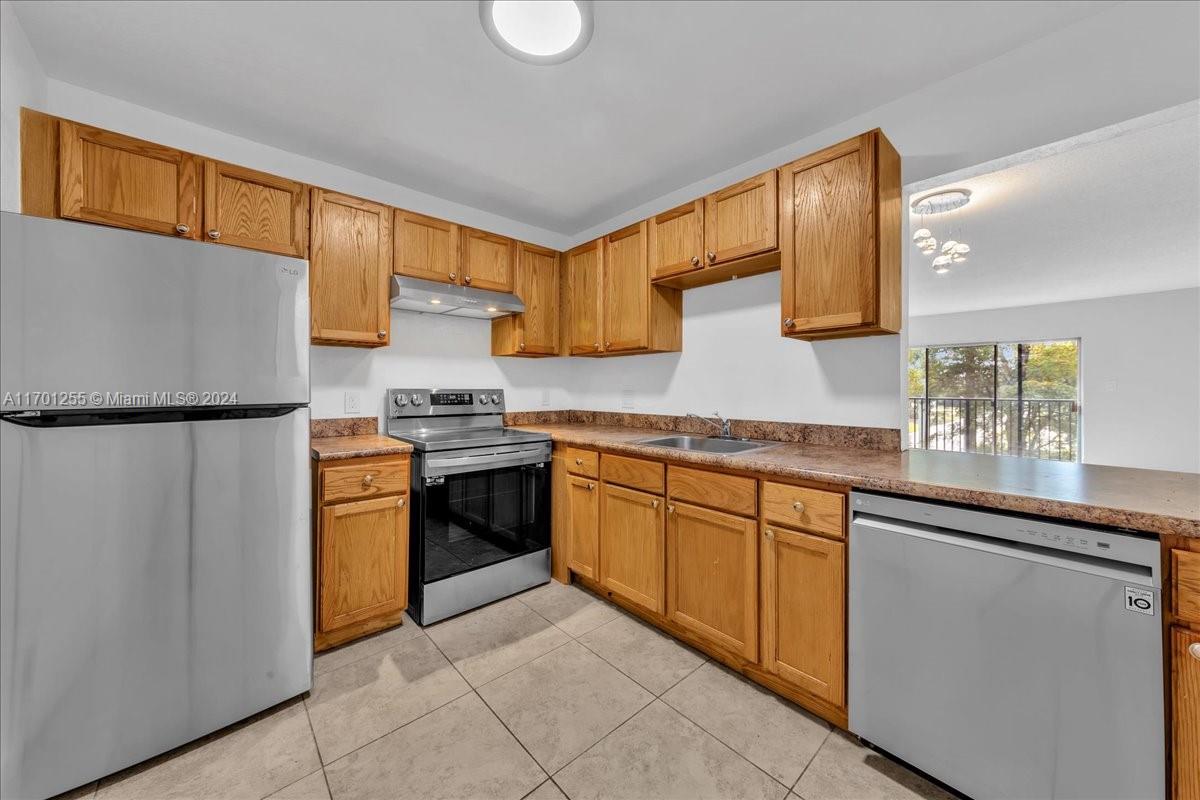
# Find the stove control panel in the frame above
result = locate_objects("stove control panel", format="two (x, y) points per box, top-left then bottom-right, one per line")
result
(386, 388), (505, 417)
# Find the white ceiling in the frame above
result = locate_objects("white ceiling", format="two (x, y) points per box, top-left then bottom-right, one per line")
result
(908, 112), (1200, 317)
(12, 0), (1120, 236)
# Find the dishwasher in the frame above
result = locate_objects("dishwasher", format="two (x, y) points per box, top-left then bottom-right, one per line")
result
(848, 491), (1164, 800)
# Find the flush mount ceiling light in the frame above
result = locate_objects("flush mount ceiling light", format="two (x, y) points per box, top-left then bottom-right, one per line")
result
(910, 188), (971, 216)
(480, 1), (593, 65)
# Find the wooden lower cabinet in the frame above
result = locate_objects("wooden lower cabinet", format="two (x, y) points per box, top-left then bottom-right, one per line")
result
(759, 523), (845, 707)
(1174, 626), (1200, 800)
(566, 474), (600, 580)
(314, 454), (411, 651)
(599, 482), (665, 613)
(666, 501), (757, 660)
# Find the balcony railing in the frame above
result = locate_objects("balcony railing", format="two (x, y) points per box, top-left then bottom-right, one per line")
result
(908, 398), (1079, 462)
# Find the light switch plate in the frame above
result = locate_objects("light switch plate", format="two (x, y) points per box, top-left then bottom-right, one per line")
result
(343, 391), (362, 414)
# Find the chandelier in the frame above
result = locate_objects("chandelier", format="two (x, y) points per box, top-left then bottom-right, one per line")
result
(911, 189), (972, 274)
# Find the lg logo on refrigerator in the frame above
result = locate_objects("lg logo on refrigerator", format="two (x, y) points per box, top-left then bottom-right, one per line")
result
(1124, 586), (1155, 616)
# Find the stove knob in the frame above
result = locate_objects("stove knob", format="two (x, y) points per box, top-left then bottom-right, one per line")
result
(410, 394), (424, 406)
(393, 394), (408, 407)
(490, 393), (501, 404)
(478, 394), (490, 405)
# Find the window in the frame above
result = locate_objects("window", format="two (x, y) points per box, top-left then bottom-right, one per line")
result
(908, 340), (1080, 461)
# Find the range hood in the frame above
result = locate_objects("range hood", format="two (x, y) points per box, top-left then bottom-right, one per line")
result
(389, 275), (524, 319)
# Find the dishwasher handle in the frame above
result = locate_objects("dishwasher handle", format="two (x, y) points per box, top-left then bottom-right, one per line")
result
(852, 513), (1158, 588)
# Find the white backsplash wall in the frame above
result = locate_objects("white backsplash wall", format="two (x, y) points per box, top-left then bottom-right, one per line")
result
(566, 272), (903, 428)
(310, 310), (575, 424)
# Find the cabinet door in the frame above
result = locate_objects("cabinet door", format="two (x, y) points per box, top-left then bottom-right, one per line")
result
(779, 130), (902, 337)
(567, 475), (599, 580)
(310, 188), (393, 346)
(461, 227), (514, 292)
(514, 242), (560, 354)
(58, 121), (200, 238)
(394, 209), (460, 284)
(1175, 626), (1200, 800)
(565, 239), (604, 355)
(667, 502), (757, 659)
(204, 161), (308, 257)
(599, 482), (665, 614)
(319, 494), (409, 634)
(649, 200), (704, 279)
(602, 221), (650, 352)
(703, 169), (777, 265)
(760, 524), (845, 706)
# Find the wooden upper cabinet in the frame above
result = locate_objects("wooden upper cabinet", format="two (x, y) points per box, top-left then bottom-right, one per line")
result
(393, 209), (460, 284)
(599, 482), (665, 614)
(309, 188), (393, 347)
(667, 501), (758, 660)
(318, 494), (408, 636)
(704, 169), (777, 266)
(565, 238), (604, 355)
(760, 524), (845, 707)
(58, 121), (200, 238)
(603, 222), (651, 352)
(203, 160), (308, 257)
(780, 129), (900, 340)
(461, 227), (515, 292)
(492, 242), (559, 357)
(648, 200), (704, 279)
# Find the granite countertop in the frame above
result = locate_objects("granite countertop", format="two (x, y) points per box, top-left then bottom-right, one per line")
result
(513, 423), (1200, 539)
(311, 434), (412, 461)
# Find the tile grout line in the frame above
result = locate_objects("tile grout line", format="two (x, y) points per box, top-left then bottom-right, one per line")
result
(572, 616), (708, 698)
(312, 623), (428, 679)
(294, 700), (332, 800)
(546, 695), (660, 784)
(789, 727), (834, 793)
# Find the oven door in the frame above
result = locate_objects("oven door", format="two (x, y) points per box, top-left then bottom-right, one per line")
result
(412, 443), (551, 624)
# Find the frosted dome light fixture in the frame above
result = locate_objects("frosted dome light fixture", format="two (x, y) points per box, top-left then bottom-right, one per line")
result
(481, 1), (593, 65)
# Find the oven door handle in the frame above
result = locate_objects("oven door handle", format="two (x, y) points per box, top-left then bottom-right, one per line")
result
(424, 445), (551, 478)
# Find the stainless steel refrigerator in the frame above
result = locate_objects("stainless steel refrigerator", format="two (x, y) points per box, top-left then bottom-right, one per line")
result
(0, 212), (312, 800)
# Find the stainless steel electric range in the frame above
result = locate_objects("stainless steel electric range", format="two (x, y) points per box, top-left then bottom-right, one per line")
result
(386, 388), (551, 625)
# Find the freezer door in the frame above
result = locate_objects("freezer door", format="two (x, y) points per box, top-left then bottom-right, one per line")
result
(0, 212), (308, 411)
(0, 409), (311, 800)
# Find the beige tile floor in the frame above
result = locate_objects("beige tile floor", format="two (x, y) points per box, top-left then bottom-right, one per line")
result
(56, 581), (957, 800)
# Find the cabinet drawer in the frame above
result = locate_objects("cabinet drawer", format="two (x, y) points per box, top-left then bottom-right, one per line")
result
(668, 466), (756, 517)
(761, 482), (844, 539)
(601, 453), (665, 494)
(563, 447), (599, 478)
(321, 457), (410, 504)
(1174, 549), (1200, 625)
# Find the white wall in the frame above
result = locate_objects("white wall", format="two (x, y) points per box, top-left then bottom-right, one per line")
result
(909, 288), (1200, 473)
(0, 0), (46, 213)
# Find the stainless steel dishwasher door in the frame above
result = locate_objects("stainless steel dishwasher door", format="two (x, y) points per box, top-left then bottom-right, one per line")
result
(848, 492), (1164, 800)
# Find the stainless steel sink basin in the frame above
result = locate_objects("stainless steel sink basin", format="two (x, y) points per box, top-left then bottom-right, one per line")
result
(636, 435), (771, 454)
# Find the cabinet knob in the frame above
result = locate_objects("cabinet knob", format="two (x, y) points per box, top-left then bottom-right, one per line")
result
(587, 482), (595, 491)
(652, 499), (660, 509)
(518, 342), (526, 351)
(792, 501), (805, 513)
(362, 474), (374, 486)
(706, 251), (716, 263)
(667, 504), (675, 514)
(690, 255), (700, 266)
(594, 342), (601, 351)
(175, 223), (190, 235)
(604, 341), (611, 349)
(1191, 642), (1200, 660)
(575, 458), (583, 465)
(783, 318), (795, 329)
(207, 229), (221, 240)
(377, 330), (387, 339)
(449, 272), (457, 281)
(397, 497), (405, 509)
(464, 275), (472, 284)
(765, 528), (775, 540)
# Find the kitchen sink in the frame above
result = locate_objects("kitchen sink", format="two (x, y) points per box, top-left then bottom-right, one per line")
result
(636, 435), (772, 454)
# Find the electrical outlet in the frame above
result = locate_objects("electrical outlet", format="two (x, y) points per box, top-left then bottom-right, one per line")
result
(621, 389), (635, 411)
(541, 389), (551, 407)
(343, 391), (362, 415)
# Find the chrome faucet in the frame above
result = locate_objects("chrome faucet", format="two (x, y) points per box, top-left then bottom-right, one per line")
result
(687, 412), (732, 438)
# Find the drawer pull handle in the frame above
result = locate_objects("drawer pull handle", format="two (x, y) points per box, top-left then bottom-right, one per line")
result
(1191, 642), (1200, 661)
(397, 497), (405, 509)
(765, 528), (775, 540)
(792, 501), (805, 513)
(362, 474), (375, 486)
